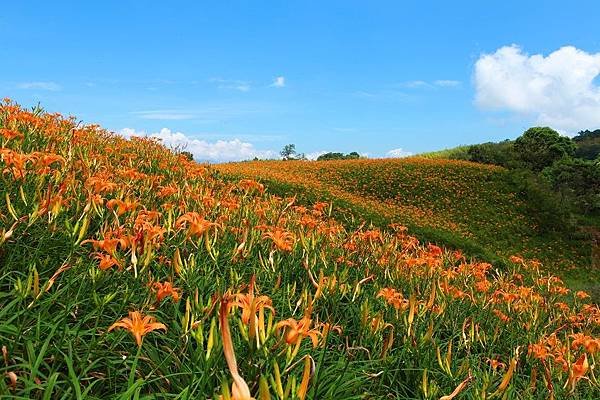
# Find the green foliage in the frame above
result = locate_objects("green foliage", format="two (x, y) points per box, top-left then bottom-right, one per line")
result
(180, 151), (194, 161)
(574, 129), (600, 160)
(280, 143), (296, 160)
(424, 127), (600, 218)
(543, 158), (600, 214)
(505, 169), (573, 233)
(316, 152), (361, 161)
(514, 127), (576, 171)
(418, 145), (471, 160)
(467, 140), (516, 168)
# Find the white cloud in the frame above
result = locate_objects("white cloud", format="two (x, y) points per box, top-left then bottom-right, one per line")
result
(434, 80), (461, 87)
(401, 80), (461, 89)
(210, 78), (251, 92)
(474, 45), (600, 133)
(305, 150), (329, 160)
(404, 80), (430, 88)
(271, 76), (285, 88)
(119, 128), (277, 162)
(385, 148), (413, 158)
(18, 81), (61, 91)
(130, 103), (272, 122)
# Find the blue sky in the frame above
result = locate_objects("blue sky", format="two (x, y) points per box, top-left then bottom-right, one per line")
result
(2, 1), (600, 161)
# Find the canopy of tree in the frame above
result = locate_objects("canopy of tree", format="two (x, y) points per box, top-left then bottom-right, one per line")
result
(514, 127), (576, 171)
(573, 129), (600, 160)
(316, 151), (360, 161)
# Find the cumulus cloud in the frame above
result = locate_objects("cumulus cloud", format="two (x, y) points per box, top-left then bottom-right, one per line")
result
(385, 148), (413, 158)
(119, 128), (276, 162)
(271, 76), (285, 88)
(18, 81), (61, 91)
(474, 45), (600, 133)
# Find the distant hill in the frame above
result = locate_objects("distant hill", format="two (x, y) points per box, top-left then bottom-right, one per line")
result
(217, 158), (594, 291)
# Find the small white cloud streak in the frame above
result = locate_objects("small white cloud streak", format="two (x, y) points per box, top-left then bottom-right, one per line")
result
(18, 81), (61, 91)
(119, 128), (277, 162)
(271, 76), (285, 88)
(404, 80), (430, 88)
(210, 78), (251, 92)
(434, 80), (461, 87)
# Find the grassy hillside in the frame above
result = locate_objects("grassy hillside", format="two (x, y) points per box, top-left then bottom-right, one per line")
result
(2, 101), (600, 398)
(216, 159), (596, 294)
(418, 145), (471, 160)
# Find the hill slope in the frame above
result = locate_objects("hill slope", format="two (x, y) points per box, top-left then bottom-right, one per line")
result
(1, 101), (599, 398)
(217, 159), (595, 289)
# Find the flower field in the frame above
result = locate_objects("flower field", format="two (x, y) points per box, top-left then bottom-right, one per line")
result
(216, 159), (593, 279)
(1, 100), (600, 398)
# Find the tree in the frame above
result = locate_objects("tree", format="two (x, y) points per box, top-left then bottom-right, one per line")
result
(316, 151), (361, 161)
(514, 127), (576, 171)
(543, 158), (600, 214)
(180, 151), (194, 161)
(467, 140), (515, 167)
(280, 144), (297, 160)
(574, 129), (600, 160)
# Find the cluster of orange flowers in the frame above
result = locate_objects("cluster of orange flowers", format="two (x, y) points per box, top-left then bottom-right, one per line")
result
(216, 156), (588, 269)
(1, 98), (599, 397)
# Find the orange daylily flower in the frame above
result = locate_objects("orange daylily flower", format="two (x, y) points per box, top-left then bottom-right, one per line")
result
(509, 255), (524, 264)
(95, 253), (121, 270)
(175, 212), (218, 239)
(568, 353), (589, 392)
(262, 228), (295, 252)
(377, 288), (410, 311)
(427, 244), (443, 257)
(487, 358), (507, 371)
(239, 179), (264, 194)
(85, 176), (118, 194)
(576, 290), (590, 300)
(108, 311), (167, 347)
(276, 314), (321, 348)
(570, 333), (600, 354)
(82, 237), (127, 256)
(107, 198), (139, 216)
(0, 128), (23, 141)
(35, 153), (65, 170)
(157, 185), (178, 198)
(153, 281), (182, 302)
(231, 275), (274, 341)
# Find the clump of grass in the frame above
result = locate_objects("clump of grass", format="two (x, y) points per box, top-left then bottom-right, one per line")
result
(418, 145), (471, 160)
